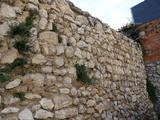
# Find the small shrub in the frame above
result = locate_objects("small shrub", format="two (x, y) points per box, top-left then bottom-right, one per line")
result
(13, 39), (32, 54)
(8, 10), (38, 38)
(13, 92), (25, 101)
(8, 58), (27, 69)
(75, 64), (92, 84)
(0, 58), (27, 82)
(146, 79), (157, 104)
(58, 35), (62, 43)
(118, 22), (142, 46)
(51, 23), (57, 32)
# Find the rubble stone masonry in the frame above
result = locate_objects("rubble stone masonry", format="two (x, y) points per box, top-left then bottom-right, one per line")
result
(0, 0), (157, 119)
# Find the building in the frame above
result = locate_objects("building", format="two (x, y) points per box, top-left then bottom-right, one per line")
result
(131, 0), (160, 24)
(131, 0), (160, 117)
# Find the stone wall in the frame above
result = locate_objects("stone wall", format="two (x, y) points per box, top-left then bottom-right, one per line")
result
(0, 0), (157, 119)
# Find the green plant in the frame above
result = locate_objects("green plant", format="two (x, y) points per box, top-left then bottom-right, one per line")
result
(13, 92), (25, 101)
(58, 35), (62, 43)
(0, 40), (3, 48)
(118, 22), (142, 46)
(0, 58), (27, 83)
(8, 10), (38, 38)
(51, 23), (57, 32)
(75, 64), (92, 84)
(146, 79), (157, 104)
(13, 39), (32, 54)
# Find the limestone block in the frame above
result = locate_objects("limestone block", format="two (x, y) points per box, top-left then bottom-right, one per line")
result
(32, 54), (46, 65)
(0, 48), (18, 64)
(53, 95), (72, 110)
(35, 109), (54, 119)
(5, 79), (21, 89)
(1, 107), (19, 114)
(18, 109), (34, 120)
(0, 3), (16, 18)
(55, 107), (78, 119)
(40, 98), (54, 110)
(39, 31), (58, 45)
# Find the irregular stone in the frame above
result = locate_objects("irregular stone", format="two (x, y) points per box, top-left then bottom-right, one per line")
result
(65, 47), (74, 58)
(25, 93), (41, 100)
(32, 104), (41, 112)
(95, 21), (103, 31)
(71, 87), (77, 96)
(39, 31), (58, 45)
(77, 41), (88, 48)
(55, 0), (75, 18)
(76, 15), (88, 25)
(0, 3), (16, 18)
(54, 69), (67, 76)
(86, 37), (95, 44)
(53, 95), (72, 110)
(29, 0), (39, 5)
(41, 66), (52, 73)
(39, 18), (48, 30)
(26, 3), (38, 10)
(41, 43), (49, 55)
(87, 108), (95, 114)
(75, 48), (82, 58)
(64, 15), (75, 23)
(18, 109), (33, 120)
(13, 7), (22, 14)
(56, 46), (64, 55)
(59, 88), (70, 94)
(3, 95), (20, 105)
(46, 75), (56, 86)
(14, 0), (25, 10)
(35, 109), (54, 119)
(0, 22), (10, 36)
(54, 57), (64, 67)
(1, 107), (19, 114)
(95, 103), (105, 113)
(79, 105), (86, 113)
(32, 54), (46, 65)
(40, 98), (54, 110)
(87, 100), (96, 107)
(69, 38), (76, 47)
(55, 107), (78, 119)
(6, 79), (21, 89)
(30, 73), (45, 87)
(63, 77), (72, 84)
(78, 28), (84, 34)
(1, 48), (18, 64)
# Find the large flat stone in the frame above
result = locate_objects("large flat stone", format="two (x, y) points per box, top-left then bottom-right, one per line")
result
(0, 48), (19, 64)
(55, 107), (78, 119)
(39, 31), (58, 45)
(53, 95), (72, 110)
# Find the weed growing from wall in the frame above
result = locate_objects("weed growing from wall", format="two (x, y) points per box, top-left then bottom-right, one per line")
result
(13, 92), (25, 101)
(0, 40), (3, 48)
(8, 10), (38, 38)
(146, 79), (157, 104)
(75, 64), (93, 84)
(51, 23), (57, 32)
(58, 35), (62, 43)
(0, 58), (27, 83)
(13, 39), (32, 54)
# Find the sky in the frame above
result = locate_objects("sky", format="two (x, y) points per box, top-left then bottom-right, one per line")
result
(69, 0), (144, 30)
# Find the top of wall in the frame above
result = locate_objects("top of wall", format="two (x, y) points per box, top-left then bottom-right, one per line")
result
(131, 0), (160, 24)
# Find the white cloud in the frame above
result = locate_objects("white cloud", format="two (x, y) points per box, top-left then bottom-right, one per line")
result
(69, 0), (144, 29)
